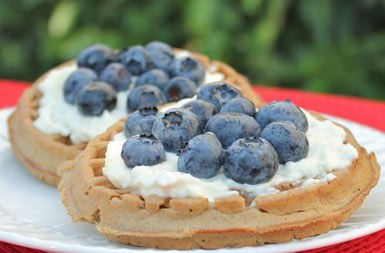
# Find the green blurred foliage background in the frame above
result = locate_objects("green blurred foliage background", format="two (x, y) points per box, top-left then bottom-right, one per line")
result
(1, 0), (384, 99)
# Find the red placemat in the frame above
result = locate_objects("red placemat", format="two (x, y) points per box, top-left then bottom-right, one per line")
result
(0, 80), (384, 253)
(0, 80), (30, 109)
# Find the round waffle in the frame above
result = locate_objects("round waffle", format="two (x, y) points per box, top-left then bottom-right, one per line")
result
(8, 50), (263, 186)
(58, 113), (380, 249)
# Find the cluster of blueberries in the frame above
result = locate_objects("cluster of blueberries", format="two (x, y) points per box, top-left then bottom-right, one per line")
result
(63, 41), (205, 116)
(121, 82), (310, 185)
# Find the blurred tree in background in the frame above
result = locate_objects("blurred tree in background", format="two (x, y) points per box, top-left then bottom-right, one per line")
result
(0, 0), (384, 99)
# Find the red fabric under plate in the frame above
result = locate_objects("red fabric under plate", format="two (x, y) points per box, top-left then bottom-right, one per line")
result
(0, 80), (30, 108)
(0, 80), (384, 253)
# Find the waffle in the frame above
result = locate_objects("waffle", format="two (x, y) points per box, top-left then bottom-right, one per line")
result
(58, 113), (380, 249)
(7, 51), (263, 186)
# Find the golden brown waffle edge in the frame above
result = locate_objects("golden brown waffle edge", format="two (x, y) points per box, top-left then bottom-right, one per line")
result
(57, 113), (380, 249)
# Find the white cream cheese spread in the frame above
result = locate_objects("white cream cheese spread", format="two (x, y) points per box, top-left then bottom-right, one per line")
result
(102, 111), (359, 202)
(34, 64), (130, 144)
(33, 53), (224, 144)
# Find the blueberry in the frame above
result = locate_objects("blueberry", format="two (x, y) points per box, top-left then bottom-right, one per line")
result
(205, 113), (261, 149)
(197, 82), (242, 111)
(256, 100), (308, 132)
(181, 99), (217, 130)
(163, 77), (197, 102)
(171, 56), (205, 84)
(136, 69), (170, 89)
(63, 68), (98, 104)
(152, 108), (200, 153)
(75, 82), (117, 116)
(124, 107), (158, 137)
(220, 97), (256, 117)
(119, 45), (151, 75)
(260, 121), (309, 164)
(77, 43), (117, 74)
(121, 135), (165, 168)
(99, 63), (131, 91)
(145, 41), (175, 72)
(126, 85), (166, 112)
(224, 137), (279, 184)
(177, 133), (223, 178)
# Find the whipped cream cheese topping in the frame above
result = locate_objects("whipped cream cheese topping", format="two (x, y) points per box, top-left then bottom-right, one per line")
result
(104, 137), (238, 202)
(33, 53), (224, 144)
(34, 64), (130, 144)
(103, 111), (359, 202)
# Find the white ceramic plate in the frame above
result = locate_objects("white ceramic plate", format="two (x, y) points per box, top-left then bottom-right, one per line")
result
(0, 107), (384, 253)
